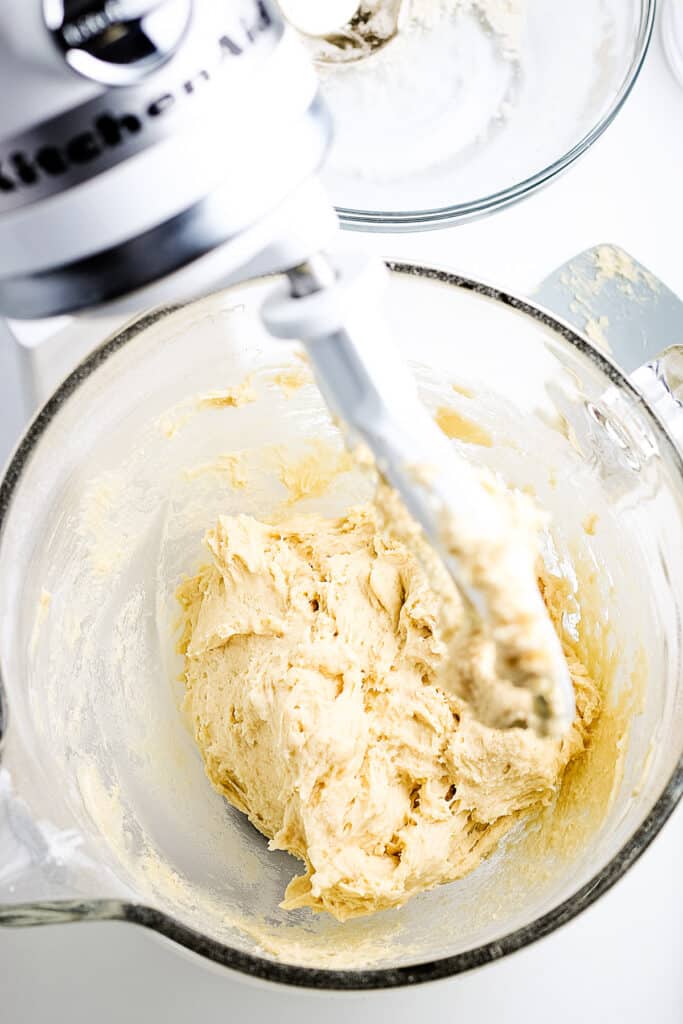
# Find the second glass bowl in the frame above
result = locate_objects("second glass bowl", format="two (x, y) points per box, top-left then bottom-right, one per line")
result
(309, 0), (655, 230)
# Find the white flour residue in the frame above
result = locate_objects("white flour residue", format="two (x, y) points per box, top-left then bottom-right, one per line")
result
(304, 0), (528, 179)
(79, 471), (127, 575)
(307, 1), (527, 61)
(407, 1), (527, 58)
(29, 588), (52, 656)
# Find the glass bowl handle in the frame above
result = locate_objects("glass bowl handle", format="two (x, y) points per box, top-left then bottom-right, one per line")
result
(0, 764), (128, 926)
(631, 347), (683, 452)
(0, 671), (129, 923)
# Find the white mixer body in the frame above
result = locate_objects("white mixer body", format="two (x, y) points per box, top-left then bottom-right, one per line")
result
(0, 0), (336, 319)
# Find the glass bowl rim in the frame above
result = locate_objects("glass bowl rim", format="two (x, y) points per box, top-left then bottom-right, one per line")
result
(334, 0), (657, 232)
(0, 259), (681, 990)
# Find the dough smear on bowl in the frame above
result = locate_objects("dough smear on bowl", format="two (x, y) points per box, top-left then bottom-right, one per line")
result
(177, 501), (600, 922)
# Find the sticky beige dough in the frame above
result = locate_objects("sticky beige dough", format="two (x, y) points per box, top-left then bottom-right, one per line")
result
(178, 502), (600, 922)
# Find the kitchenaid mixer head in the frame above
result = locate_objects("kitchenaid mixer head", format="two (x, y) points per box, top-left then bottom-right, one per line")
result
(0, 0), (336, 319)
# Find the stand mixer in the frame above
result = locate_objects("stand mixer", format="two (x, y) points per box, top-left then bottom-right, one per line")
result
(0, 0), (573, 738)
(0, 5), (681, 986)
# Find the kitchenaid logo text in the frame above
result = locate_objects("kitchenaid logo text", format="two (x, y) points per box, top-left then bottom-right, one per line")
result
(60, 0), (150, 47)
(0, 2), (273, 196)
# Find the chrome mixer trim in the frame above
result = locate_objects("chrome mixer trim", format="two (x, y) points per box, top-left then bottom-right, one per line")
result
(0, 93), (332, 319)
(0, 262), (681, 988)
(0, 194), (237, 317)
(43, 0), (194, 87)
(0, 1), (282, 213)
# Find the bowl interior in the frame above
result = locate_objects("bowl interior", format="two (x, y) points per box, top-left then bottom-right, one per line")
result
(1, 268), (682, 974)
(317, 0), (653, 227)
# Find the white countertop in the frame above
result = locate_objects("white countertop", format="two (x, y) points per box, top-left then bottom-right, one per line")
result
(2, 17), (682, 1024)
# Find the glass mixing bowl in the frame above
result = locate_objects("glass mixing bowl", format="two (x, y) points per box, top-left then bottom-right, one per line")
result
(0, 264), (682, 989)
(315, 0), (655, 230)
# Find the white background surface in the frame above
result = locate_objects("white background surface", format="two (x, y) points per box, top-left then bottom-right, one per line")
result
(1, 12), (682, 1024)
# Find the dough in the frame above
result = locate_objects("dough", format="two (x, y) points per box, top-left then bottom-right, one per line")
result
(178, 503), (600, 921)
(373, 477), (572, 737)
